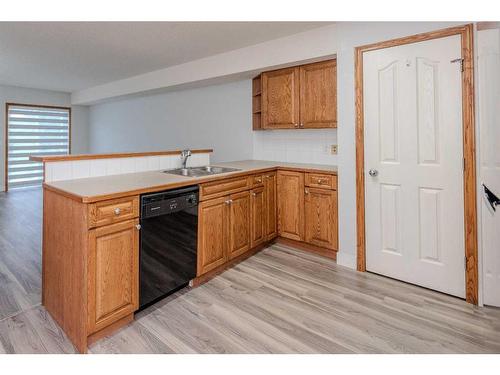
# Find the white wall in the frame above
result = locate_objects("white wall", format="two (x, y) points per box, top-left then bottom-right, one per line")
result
(0, 84), (90, 191)
(477, 27), (500, 306)
(85, 22), (466, 270)
(88, 79), (253, 163)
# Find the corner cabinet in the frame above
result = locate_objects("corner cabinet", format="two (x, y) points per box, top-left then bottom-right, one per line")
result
(259, 59), (337, 130)
(277, 171), (305, 241)
(277, 170), (338, 254)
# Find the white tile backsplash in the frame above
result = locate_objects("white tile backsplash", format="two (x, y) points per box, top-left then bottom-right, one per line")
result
(71, 160), (91, 179)
(44, 152), (211, 182)
(253, 129), (338, 165)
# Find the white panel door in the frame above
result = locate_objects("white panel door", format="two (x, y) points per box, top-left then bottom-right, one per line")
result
(364, 35), (466, 298)
(478, 28), (500, 307)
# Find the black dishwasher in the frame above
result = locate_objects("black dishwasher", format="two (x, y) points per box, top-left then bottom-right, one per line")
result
(139, 185), (198, 310)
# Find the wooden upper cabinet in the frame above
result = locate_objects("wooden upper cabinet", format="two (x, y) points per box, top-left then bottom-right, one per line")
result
(300, 60), (337, 128)
(256, 59), (336, 130)
(277, 171), (304, 241)
(304, 187), (338, 250)
(262, 67), (300, 129)
(264, 172), (277, 240)
(88, 219), (139, 334)
(227, 191), (251, 260)
(250, 186), (266, 248)
(197, 197), (228, 275)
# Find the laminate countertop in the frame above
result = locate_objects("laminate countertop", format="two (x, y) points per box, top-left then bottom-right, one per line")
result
(43, 160), (338, 203)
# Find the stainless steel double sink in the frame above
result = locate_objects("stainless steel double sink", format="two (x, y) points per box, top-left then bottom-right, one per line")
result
(164, 165), (241, 177)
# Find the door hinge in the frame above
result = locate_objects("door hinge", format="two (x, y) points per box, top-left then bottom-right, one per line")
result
(451, 58), (464, 72)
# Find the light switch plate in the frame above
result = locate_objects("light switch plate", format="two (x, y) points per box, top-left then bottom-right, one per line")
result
(330, 145), (338, 155)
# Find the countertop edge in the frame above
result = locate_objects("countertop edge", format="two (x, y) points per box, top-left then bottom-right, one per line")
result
(31, 148), (213, 162)
(43, 164), (338, 203)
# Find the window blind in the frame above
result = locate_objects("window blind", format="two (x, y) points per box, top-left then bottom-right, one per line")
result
(7, 105), (70, 189)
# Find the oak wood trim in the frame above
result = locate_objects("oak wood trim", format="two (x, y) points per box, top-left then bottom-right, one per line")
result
(477, 22), (500, 31)
(191, 241), (270, 287)
(355, 24), (478, 304)
(30, 148), (213, 162)
(87, 313), (133, 347)
(42, 188), (89, 353)
(275, 237), (337, 260)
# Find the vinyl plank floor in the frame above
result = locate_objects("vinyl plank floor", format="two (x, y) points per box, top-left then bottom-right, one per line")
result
(1, 189), (499, 354)
(3, 245), (500, 354)
(0, 188), (42, 321)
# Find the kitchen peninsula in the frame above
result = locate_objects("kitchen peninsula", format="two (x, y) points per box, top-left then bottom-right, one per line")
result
(35, 150), (338, 353)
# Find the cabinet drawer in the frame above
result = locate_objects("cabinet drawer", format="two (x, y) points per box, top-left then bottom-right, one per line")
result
(305, 173), (337, 190)
(252, 174), (264, 187)
(200, 176), (251, 201)
(88, 196), (139, 228)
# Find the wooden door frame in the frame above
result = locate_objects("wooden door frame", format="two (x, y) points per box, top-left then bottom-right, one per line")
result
(4, 102), (72, 192)
(355, 24), (478, 304)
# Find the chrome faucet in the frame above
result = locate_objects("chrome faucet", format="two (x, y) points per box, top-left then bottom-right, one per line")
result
(181, 149), (192, 169)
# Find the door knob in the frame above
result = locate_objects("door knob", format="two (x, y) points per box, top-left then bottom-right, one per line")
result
(368, 169), (378, 177)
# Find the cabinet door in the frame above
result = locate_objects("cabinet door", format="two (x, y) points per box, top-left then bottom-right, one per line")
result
(264, 172), (277, 240)
(197, 196), (228, 276)
(305, 187), (338, 250)
(250, 186), (266, 248)
(262, 67), (300, 129)
(88, 219), (139, 334)
(277, 171), (305, 241)
(228, 191), (251, 259)
(299, 60), (337, 128)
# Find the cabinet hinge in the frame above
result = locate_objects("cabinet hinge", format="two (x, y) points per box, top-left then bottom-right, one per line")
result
(451, 58), (464, 72)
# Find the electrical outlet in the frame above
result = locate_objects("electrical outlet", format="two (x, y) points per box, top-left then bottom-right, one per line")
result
(330, 144), (338, 155)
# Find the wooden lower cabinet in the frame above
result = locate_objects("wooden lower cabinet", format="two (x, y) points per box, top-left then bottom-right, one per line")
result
(304, 187), (338, 250)
(88, 219), (139, 334)
(277, 170), (305, 241)
(250, 186), (266, 248)
(264, 172), (278, 240)
(228, 191), (251, 259)
(197, 196), (228, 275)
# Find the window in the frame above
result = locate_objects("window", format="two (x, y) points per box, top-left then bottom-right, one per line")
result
(6, 104), (70, 190)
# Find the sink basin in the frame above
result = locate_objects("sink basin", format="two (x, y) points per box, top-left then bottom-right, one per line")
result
(164, 166), (241, 177)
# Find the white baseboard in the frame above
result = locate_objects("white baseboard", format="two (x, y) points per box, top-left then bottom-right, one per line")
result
(336, 251), (356, 270)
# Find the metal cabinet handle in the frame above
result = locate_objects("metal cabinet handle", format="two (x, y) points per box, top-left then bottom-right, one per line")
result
(305, 188), (309, 194)
(114, 207), (121, 215)
(225, 199), (233, 205)
(294, 123), (299, 128)
(317, 178), (327, 184)
(299, 123), (304, 128)
(135, 224), (141, 230)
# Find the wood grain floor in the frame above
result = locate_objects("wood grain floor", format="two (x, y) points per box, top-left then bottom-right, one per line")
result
(1, 244), (500, 353)
(0, 188), (499, 354)
(0, 188), (42, 321)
